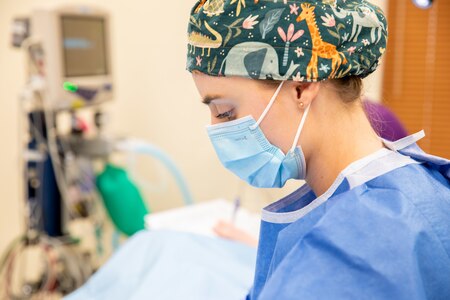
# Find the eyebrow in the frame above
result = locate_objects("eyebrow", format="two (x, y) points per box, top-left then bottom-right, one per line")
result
(202, 95), (222, 105)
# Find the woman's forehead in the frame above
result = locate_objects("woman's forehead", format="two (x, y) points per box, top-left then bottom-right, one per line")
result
(193, 74), (266, 104)
(194, 72), (254, 88)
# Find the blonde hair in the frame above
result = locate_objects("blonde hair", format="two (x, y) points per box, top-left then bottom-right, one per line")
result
(259, 76), (363, 104)
(324, 76), (363, 103)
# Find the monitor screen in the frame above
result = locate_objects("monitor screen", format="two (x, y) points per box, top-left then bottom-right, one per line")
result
(61, 16), (108, 77)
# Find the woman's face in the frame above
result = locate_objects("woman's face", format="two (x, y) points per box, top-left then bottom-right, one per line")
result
(192, 71), (307, 154)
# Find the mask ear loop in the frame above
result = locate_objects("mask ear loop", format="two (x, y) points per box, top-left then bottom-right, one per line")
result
(250, 80), (286, 130)
(289, 103), (311, 153)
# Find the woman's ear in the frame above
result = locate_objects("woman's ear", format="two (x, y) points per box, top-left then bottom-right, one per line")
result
(295, 82), (320, 109)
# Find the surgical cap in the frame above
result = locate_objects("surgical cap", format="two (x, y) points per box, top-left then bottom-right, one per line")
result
(186, 0), (388, 82)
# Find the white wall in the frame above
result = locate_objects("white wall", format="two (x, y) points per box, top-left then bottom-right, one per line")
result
(0, 0), (388, 255)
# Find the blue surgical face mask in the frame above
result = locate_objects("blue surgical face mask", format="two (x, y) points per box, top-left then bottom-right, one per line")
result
(206, 81), (310, 188)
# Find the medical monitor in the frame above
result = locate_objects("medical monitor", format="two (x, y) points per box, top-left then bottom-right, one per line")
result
(62, 16), (108, 77)
(31, 5), (113, 110)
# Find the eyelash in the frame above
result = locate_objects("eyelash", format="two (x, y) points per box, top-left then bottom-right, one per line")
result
(216, 109), (234, 120)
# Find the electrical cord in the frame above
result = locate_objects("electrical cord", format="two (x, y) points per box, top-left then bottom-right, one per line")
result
(3, 35), (113, 300)
(19, 39), (85, 221)
(0, 234), (93, 298)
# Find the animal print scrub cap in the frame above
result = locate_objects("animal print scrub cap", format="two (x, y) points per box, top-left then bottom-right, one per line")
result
(186, 0), (387, 82)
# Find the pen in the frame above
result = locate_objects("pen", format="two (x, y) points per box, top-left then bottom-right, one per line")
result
(231, 197), (241, 224)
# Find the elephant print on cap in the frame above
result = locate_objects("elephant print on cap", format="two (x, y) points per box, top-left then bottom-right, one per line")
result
(187, 0), (388, 81)
(218, 42), (300, 80)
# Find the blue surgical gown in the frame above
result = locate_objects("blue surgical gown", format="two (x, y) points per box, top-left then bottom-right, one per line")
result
(248, 132), (450, 299)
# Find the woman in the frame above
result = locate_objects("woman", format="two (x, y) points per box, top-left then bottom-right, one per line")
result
(187, 0), (450, 299)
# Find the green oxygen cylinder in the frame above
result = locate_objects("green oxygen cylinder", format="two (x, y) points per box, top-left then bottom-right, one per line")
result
(96, 164), (149, 236)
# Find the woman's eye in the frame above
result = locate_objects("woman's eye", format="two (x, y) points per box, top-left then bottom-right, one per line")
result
(207, 100), (236, 121)
(216, 110), (235, 121)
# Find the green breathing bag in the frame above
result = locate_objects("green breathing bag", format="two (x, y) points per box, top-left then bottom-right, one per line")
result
(96, 164), (149, 236)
